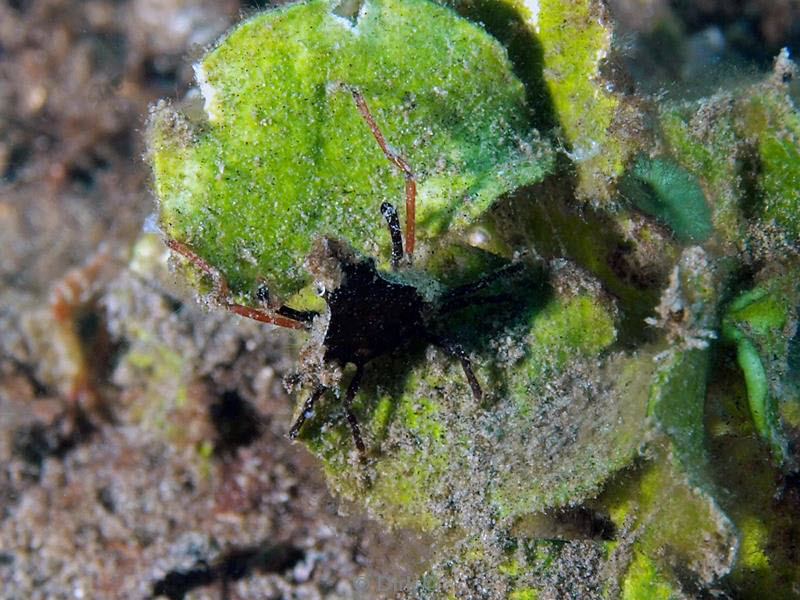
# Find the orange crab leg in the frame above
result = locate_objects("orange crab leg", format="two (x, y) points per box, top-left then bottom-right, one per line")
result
(165, 238), (307, 331)
(350, 88), (417, 259)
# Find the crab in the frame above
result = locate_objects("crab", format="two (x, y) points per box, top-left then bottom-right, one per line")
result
(165, 87), (521, 461)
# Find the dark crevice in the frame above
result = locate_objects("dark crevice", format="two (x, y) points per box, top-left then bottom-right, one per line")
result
(166, 297), (184, 314)
(96, 486), (115, 513)
(609, 240), (666, 290)
(151, 543), (304, 600)
(82, 31), (128, 79)
(68, 166), (96, 191)
(2, 143), (31, 183)
(737, 141), (763, 221)
(552, 507), (617, 541)
(209, 390), (263, 455)
(788, 307), (800, 375)
(70, 304), (120, 423)
(6, 0), (31, 12)
(107, 129), (134, 160)
(10, 357), (52, 397)
(532, 507), (618, 541)
(670, 559), (736, 600)
(11, 412), (96, 475)
(67, 154), (110, 192)
(142, 56), (180, 91)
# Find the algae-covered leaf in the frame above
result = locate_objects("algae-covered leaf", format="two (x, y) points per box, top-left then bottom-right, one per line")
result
(301, 270), (645, 531)
(619, 156), (712, 244)
(738, 50), (800, 239)
(722, 268), (800, 465)
(658, 50), (800, 249)
(148, 0), (554, 300)
(602, 445), (738, 596)
(534, 0), (626, 200)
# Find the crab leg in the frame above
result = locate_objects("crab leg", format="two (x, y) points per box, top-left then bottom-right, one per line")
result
(165, 238), (307, 330)
(380, 202), (404, 270)
(343, 365), (367, 462)
(430, 336), (483, 401)
(441, 262), (525, 305)
(289, 386), (326, 440)
(350, 88), (417, 259)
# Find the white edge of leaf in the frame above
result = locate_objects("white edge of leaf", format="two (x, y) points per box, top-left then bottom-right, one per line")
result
(193, 62), (221, 123)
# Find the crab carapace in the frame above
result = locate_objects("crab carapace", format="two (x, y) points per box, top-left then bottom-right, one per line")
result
(166, 87), (520, 461)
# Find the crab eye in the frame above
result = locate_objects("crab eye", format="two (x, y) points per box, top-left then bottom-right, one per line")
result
(315, 282), (326, 297)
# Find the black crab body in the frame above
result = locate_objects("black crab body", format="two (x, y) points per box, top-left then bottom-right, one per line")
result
(291, 234), (490, 462)
(305, 235), (438, 370)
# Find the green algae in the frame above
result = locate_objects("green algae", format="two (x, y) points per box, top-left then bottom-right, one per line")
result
(302, 356), (451, 531)
(734, 338), (771, 438)
(521, 294), (616, 380)
(722, 269), (800, 464)
(148, 0), (554, 301)
(704, 351), (800, 598)
(647, 348), (710, 474)
(656, 51), (800, 248)
(620, 553), (678, 600)
(509, 588), (538, 600)
(600, 446), (737, 593)
(535, 0), (627, 200)
(301, 275), (654, 536)
(455, 0), (630, 201)
(658, 98), (746, 245)
(488, 180), (675, 345)
(620, 156), (712, 243)
(736, 53), (800, 238)
(443, 0), (638, 207)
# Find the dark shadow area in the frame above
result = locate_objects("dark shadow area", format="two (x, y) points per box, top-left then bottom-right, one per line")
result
(75, 304), (122, 423)
(558, 506), (616, 541)
(701, 340), (800, 598)
(294, 260), (551, 450)
(788, 307), (800, 376)
(514, 505), (618, 542)
(11, 413), (96, 478)
(737, 140), (764, 222)
(450, 0), (559, 136)
(670, 559), (733, 600)
(610, 0), (800, 100)
(151, 543), (305, 600)
(488, 164), (669, 348)
(6, 0), (32, 13)
(209, 389), (263, 455)
(670, 0), (800, 68)
(141, 56), (181, 91)
(1, 142), (31, 183)
(8, 356), (51, 397)
(435, 262), (552, 404)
